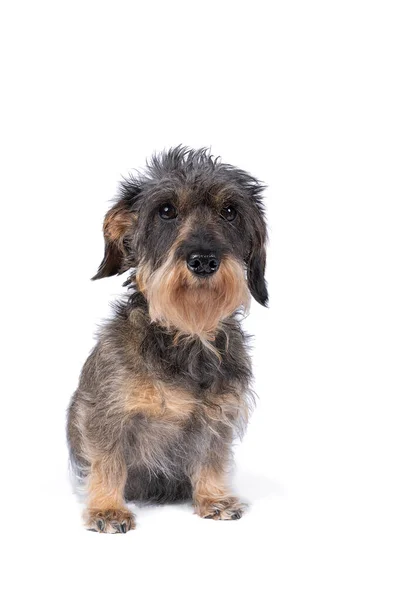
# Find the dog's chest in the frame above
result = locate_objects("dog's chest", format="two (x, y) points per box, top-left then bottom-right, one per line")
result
(140, 323), (252, 393)
(122, 377), (245, 427)
(122, 377), (247, 474)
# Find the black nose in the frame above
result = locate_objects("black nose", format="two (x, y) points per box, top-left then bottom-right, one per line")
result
(187, 252), (220, 276)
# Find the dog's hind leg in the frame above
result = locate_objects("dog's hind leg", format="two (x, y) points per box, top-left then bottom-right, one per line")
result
(84, 453), (136, 534)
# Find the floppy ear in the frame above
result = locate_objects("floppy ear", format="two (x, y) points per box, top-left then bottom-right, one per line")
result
(247, 219), (268, 306)
(92, 198), (136, 280)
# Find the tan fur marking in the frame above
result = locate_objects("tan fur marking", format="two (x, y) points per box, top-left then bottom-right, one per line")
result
(192, 465), (246, 520)
(201, 392), (249, 431)
(135, 262), (152, 293)
(135, 217), (194, 295)
(141, 251), (250, 339)
(193, 465), (229, 502)
(103, 206), (134, 245)
(123, 378), (197, 422)
(85, 507), (135, 533)
(85, 463), (135, 532)
(86, 458), (127, 511)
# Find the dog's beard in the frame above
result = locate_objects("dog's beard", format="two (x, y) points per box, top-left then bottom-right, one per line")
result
(137, 255), (250, 339)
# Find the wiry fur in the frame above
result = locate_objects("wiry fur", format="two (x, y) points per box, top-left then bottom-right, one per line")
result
(141, 254), (250, 341)
(67, 147), (268, 532)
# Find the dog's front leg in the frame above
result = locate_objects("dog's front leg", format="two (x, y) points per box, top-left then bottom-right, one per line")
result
(191, 455), (246, 521)
(84, 454), (135, 533)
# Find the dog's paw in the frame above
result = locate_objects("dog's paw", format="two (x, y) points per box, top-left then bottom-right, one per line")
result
(195, 497), (246, 520)
(84, 508), (136, 533)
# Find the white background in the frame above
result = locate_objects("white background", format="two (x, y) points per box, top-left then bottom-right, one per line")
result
(1, 1), (399, 598)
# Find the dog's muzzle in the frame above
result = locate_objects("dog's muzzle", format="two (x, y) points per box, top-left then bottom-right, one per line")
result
(186, 251), (220, 277)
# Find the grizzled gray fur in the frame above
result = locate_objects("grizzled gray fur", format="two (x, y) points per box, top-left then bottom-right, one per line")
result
(67, 147), (268, 533)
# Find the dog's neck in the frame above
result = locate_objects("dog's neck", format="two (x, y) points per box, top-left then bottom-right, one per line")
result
(119, 290), (251, 394)
(125, 280), (244, 347)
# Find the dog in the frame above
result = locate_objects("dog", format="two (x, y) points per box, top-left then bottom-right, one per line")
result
(67, 147), (268, 533)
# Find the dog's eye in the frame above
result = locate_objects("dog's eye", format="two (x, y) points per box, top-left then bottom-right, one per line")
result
(159, 203), (177, 220)
(220, 206), (237, 221)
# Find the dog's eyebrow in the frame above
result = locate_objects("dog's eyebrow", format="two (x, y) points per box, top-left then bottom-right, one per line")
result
(207, 182), (240, 202)
(144, 189), (179, 208)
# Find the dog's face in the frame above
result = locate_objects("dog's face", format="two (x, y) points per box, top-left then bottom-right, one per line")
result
(93, 148), (268, 338)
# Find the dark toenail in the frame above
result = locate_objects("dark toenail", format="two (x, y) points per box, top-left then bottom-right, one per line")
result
(97, 519), (105, 532)
(120, 522), (127, 533)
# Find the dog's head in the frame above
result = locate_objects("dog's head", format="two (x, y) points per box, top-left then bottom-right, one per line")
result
(93, 147), (268, 338)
